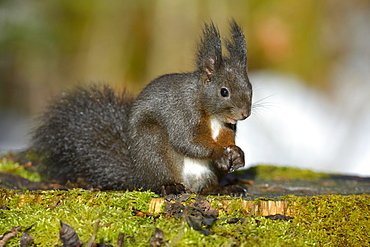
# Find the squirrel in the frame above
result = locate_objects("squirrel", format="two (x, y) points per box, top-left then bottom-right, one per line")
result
(31, 20), (252, 196)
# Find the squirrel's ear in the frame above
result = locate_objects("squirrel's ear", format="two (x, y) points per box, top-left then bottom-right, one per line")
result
(196, 22), (222, 82)
(226, 20), (247, 69)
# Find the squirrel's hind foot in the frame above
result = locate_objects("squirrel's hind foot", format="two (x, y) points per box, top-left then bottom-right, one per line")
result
(201, 184), (248, 197)
(159, 183), (188, 197)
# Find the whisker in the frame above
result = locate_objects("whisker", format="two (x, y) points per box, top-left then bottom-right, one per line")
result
(249, 93), (278, 120)
(253, 93), (277, 105)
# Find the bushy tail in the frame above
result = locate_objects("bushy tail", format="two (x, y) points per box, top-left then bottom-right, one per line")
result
(31, 84), (135, 190)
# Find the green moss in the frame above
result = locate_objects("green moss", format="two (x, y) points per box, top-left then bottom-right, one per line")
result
(0, 189), (157, 246)
(283, 194), (370, 245)
(0, 157), (42, 182)
(1, 190), (369, 246)
(245, 165), (330, 181)
(0, 156), (368, 245)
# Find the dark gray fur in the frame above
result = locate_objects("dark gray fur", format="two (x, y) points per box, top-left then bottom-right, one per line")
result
(32, 20), (252, 194)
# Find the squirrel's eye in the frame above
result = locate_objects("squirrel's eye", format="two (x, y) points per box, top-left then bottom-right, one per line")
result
(220, 87), (229, 97)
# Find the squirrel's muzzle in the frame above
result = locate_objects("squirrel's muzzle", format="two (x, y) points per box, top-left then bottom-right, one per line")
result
(239, 107), (251, 120)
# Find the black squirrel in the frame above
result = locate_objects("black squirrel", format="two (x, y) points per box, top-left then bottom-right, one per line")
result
(32, 20), (252, 195)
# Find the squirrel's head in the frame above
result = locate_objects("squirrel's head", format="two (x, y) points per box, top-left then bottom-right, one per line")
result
(196, 20), (252, 125)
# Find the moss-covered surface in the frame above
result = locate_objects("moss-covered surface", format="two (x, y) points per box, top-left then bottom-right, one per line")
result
(0, 189), (369, 246)
(241, 165), (330, 181)
(238, 165), (370, 198)
(282, 194), (370, 246)
(0, 157), (41, 182)
(1, 156), (370, 246)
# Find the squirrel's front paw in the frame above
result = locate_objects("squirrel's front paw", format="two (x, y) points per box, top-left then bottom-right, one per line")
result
(216, 145), (245, 173)
(227, 145), (245, 172)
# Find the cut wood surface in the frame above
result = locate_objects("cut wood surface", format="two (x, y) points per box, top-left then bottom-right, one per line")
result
(149, 198), (295, 216)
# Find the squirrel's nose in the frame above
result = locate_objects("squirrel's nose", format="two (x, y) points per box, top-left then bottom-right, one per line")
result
(240, 108), (251, 120)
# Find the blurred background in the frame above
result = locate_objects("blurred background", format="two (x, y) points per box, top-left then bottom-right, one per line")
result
(0, 0), (369, 175)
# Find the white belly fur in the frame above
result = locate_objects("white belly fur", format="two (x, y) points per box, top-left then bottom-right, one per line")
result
(182, 117), (223, 191)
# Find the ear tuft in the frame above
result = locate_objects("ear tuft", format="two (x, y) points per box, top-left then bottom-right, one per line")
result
(196, 22), (222, 81)
(226, 19), (247, 68)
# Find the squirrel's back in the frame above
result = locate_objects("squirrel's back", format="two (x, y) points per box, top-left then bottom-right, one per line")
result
(32, 85), (135, 190)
